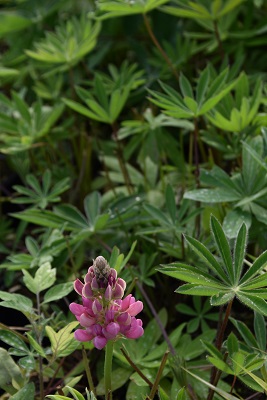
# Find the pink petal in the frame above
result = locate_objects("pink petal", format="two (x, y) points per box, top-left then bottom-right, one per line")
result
(112, 283), (124, 300)
(117, 312), (131, 326)
(74, 279), (84, 295)
(80, 313), (96, 327)
(120, 294), (132, 311)
(82, 297), (93, 308)
(74, 329), (94, 342)
(110, 269), (117, 280)
(105, 309), (115, 323)
(128, 300), (143, 316)
(117, 278), (126, 291)
(69, 302), (85, 316)
(93, 336), (107, 350)
(104, 285), (112, 301)
(91, 277), (99, 290)
(92, 299), (102, 314)
(82, 282), (94, 298)
(103, 322), (120, 339)
(125, 318), (144, 339)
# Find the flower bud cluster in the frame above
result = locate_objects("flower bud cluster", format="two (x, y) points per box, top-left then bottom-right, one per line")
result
(69, 256), (144, 349)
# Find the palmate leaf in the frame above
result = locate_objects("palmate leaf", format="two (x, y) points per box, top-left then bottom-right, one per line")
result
(159, 215), (267, 316)
(26, 17), (100, 67)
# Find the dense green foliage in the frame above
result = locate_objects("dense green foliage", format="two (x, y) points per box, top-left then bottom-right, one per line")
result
(1, 0), (267, 399)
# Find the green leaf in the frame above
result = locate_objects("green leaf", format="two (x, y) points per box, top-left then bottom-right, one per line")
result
(23, 262), (56, 294)
(254, 312), (266, 351)
(0, 292), (33, 319)
(176, 283), (221, 296)
(240, 250), (267, 285)
(200, 78), (237, 115)
(42, 282), (73, 304)
(83, 192), (100, 226)
(237, 293), (267, 316)
(210, 291), (235, 306)
(210, 215), (234, 283)
(201, 340), (222, 359)
(184, 235), (229, 283)
(10, 382), (35, 400)
(230, 318), (258, 348)
(26, 333), (46, 357)
(159, 264), (224, 288)
(66, 387), (86, 400)
(45, 321), (80, 357)
(0, 348), (24, 391)
(63, 98), (97, 119)
(143, 204), (171, 226)
(0, 12), (32, 36)
(165, 184), (176, 223)
(233, 223), (247, 283)
(184, 188), (240, 203)
(227, 332), (239, 356)
(179, 73), (194, 98)
(219, 0), (246, 18)
(222, 209), (252, 239)
(196, 66), (210, 106)
(0, 68), (19, 78)
(176, 388), (187, 400)
(232, 362), (267, 391)
(208, 356), (233, 374)
(0, 330), (29, 353)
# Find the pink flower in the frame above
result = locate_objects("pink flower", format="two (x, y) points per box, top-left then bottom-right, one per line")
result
(69, 256), (144, 349)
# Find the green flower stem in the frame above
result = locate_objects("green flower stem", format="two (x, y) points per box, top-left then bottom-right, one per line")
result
(104, 340), (114, 400)
(82, 346), (96, 396)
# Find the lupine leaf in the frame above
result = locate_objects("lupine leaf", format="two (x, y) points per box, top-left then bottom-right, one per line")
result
(184, 235), (230, 283)
(210, 291), (235, 306)
(233, 223), (247, 283)
(196, 66), (210, 105)
(210, 216), (234, 283)
(237, 293), (267, 316)
(254, 312), (266, 351)
(239, 250), (267, 284)
(159, 264), (224, 287)
(175, 284), (221, 296)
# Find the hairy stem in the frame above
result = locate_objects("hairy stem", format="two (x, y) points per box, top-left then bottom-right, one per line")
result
(82, 346), (96, 395)
(149, 351), (169, 399)
(136, 282), (176, 356)
(207, 298), (234, 400)
(143, 13), (179, 81)
(121, 346), (153, 388)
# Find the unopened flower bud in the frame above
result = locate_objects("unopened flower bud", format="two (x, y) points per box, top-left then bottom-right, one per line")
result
(93, 256), (111, 288)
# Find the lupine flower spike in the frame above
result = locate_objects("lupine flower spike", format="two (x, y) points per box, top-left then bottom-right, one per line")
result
(70, 256), (144, 349)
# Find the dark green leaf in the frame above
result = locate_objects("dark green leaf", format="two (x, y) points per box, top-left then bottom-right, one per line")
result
(233, 223), (247, 283)
(210, 216), (234, 282)
(184, 235), (229, 283)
